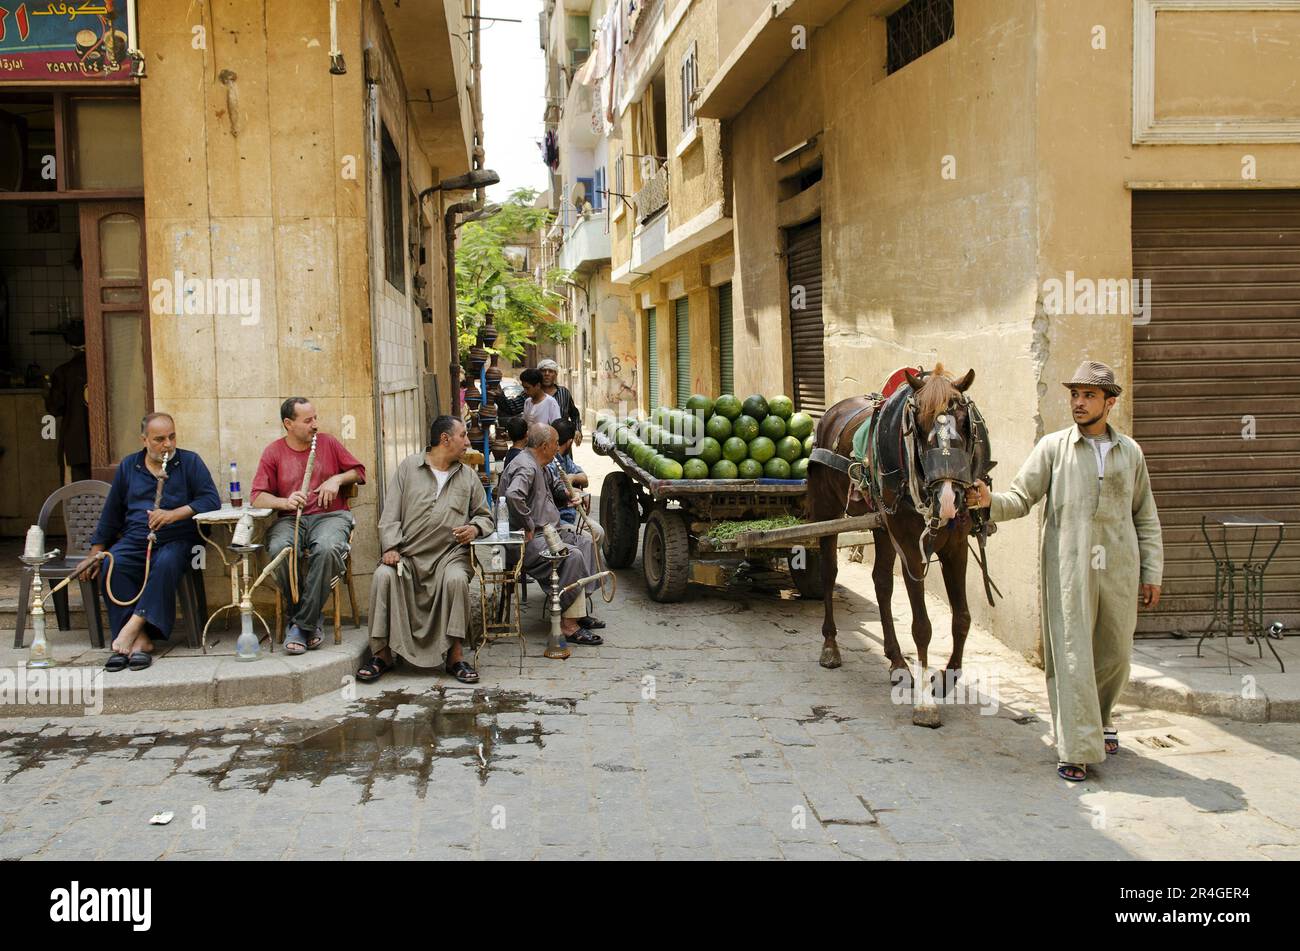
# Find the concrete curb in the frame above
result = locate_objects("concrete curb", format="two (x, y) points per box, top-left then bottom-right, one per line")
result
(1123, 661), (1296, 723)
(1, 629), (369, 717)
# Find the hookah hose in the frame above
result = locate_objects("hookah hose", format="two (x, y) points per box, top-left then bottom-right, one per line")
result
(289, 434), (318, 603)
(51, 453), (170, 607)
(558, 466), (615, 603)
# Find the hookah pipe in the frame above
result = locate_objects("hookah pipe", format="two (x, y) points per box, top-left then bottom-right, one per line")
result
(556, 466), (616, 602)
(45, 452), (170, 606)
(288, 434), (318, 604)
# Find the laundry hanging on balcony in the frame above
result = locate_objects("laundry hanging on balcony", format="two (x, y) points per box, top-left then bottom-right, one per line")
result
(542, 129), (560, 171)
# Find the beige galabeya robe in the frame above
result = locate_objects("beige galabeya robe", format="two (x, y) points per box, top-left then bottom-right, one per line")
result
(990, 424), (1163, 765)
(368, 454), (495, 667)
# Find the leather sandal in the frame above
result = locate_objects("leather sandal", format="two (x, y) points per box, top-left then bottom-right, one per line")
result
(446, 660), (479, 684)
(1104, 729), (1119, 755)
(577, 616), (606, 630)
(567, 629), (603, 646)
(127, 651), (153, 671)
(104, 652), (130, 673)
(1057, 762), (1086, 782)
(356, 654), (394, 683)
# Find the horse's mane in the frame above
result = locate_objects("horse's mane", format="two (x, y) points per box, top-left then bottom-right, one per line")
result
(914, 364), (960, 430)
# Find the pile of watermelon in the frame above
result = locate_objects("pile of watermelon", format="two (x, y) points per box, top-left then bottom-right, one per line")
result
(597, 394), (816, 481)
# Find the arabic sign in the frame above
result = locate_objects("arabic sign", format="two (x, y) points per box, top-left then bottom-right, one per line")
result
(0, 2), (132, 81)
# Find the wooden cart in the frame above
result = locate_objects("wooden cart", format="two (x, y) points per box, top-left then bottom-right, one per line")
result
(593, 434), (880, 603)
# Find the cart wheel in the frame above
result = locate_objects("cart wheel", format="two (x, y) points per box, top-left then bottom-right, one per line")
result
(642, 508), (690, 602)
(790, 547), (824, 599)
(600, 471), (640, 569)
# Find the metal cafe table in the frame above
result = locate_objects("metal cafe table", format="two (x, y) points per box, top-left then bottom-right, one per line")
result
(470, 530), (527, 670)
(1197, 514), (1286, 673)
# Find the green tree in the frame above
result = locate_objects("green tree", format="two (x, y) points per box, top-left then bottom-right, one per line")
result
(455, 187), (573, 366)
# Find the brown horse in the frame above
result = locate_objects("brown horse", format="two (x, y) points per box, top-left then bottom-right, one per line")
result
(808, 366), (991, 697)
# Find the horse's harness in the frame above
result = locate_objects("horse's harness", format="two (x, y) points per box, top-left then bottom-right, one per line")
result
(810, 387), (1001, 605)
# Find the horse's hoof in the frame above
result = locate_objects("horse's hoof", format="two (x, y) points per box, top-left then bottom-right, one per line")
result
(819, 643), (842, 669)
(912, 703), (942, 729)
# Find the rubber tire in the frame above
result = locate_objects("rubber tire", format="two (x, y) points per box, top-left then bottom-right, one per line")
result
(600, 471), (641, 569)
(642, 507), (691, 602)
(790, 547), (825, 600)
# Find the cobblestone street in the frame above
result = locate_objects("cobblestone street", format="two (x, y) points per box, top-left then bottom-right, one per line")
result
(2, 448), (1297, 862)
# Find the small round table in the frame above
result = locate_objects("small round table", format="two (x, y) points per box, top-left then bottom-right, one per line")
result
(194, 507), (277, 654)
(470, 532), (527, 670)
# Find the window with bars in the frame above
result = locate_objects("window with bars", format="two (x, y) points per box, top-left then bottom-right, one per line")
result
(886, 0), (954, 75)
(680, 41), (699, 133)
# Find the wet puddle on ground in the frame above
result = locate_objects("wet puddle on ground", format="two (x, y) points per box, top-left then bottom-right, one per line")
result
(0, 688), (577, 801)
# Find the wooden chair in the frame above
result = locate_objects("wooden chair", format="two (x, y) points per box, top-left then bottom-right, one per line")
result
(274, 484), (360, 645)
(14, 481), (207, 650)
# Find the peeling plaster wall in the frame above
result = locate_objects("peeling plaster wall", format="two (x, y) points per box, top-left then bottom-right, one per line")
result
(730, 0), (1044, 658)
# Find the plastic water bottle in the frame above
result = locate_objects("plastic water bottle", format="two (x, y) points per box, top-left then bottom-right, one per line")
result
(496, 496), (510, 540)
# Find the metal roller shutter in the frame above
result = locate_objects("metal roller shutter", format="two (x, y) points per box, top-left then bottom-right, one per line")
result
(785, 219), (826, 415)
(718, 281), (734, 396)
(1132, 189), (1300, 635)
(646, 307), (659, 411)
(675, 296), (691, 407)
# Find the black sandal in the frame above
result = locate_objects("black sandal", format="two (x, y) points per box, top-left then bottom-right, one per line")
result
(568, 629), (603, 646)
(1057, 762), (1086, 782)
(356, 654), (394, 683)
(577, 616), (606, 630)
(1104, 729), (1119, 755)
(446, 660), (479, 684)
(104, 652), (129, 673)
(127, 651), (153, 671)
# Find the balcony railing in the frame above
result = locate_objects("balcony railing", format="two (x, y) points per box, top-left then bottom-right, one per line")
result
(634, 162), (669, 224)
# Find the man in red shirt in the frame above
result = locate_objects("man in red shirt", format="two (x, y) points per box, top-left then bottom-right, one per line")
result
(252, 397), (366, 654)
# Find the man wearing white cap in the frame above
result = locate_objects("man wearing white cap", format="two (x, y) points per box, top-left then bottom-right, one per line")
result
(537, 358), (583, 448)
(968, 361), (1163, 783)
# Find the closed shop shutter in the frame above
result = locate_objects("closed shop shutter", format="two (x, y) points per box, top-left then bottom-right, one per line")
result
(1132, 190), (1300, 635)
(647, 307), (659, 410)
(786, 219), (826, 415)
(675, 296), (691, 407)
(718, 281), (734, 396)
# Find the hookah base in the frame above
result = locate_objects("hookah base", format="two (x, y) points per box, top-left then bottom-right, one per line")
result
(543, 644), (572, 660)
(25, 656), (57, 669)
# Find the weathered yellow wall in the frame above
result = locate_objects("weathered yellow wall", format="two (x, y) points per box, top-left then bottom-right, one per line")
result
(142, 0), (372, 607)
(582, 270), (639, 423)
(665, 0), (728, 233)
(730, 0), (1044, 658)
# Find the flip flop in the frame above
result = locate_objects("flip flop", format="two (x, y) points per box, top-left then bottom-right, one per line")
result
(127, 651), (153, 671)
(104, 652), (130, 673)
(446, 660), (479, 684)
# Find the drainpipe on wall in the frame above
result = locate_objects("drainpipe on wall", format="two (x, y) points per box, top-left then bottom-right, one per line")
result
(445, 199), (480, 416)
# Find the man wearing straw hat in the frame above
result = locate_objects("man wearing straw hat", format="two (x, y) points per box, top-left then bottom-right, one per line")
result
(968, 361), (1163, 783)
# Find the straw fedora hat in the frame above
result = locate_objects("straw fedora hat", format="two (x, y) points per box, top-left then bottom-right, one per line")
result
(1062, 360), (1122, 397)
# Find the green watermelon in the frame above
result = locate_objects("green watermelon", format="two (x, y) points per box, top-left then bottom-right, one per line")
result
(760, 415), (787, 441)
(790, 457), (810, 479)
(658, 459), (684, 480)
(803, 434), (815, 456)
(742, 395), (769, 421)
(646, 452), (665, 474)
(733, 415), (760, 442)
(787, 412), (814, 440)
(764, 457), (791, 479)
(698, 436), (723, 467)
(682, 458), (710, 480)
(633, 445), (655, 469)
(686, 394), (715, 418)
(748, 436), (776, 464)
(714, 394), (743, 420)
(768, 395), (794, 420)
(777, 435), (803, 463)
(705, 414), (733, 441)
(737, 458), (764, 480)
(710, 459), (739, 480)
(722, 437), (749, 463)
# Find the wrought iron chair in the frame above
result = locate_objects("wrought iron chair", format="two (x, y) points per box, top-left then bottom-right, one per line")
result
(12, 481), (208, 650)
